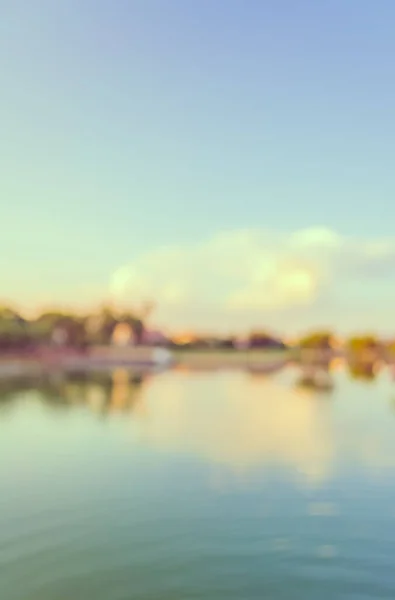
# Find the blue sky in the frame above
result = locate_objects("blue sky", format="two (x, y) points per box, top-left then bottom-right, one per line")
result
(2, 1), (395, 333)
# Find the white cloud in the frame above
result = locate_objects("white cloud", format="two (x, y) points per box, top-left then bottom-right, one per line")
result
(109, 227), (395, 333)
(289, 227), (342, 249)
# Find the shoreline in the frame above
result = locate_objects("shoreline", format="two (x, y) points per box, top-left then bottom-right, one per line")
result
(0, 347), (292, 379)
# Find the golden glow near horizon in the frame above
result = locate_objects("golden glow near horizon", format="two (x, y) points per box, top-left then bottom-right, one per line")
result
(170, 332), (198, 344)
(4, 226), (395, 334)
(112, 322), (133, 346)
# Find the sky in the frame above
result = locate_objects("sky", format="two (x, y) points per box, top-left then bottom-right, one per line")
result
(1, 0), (395, 335)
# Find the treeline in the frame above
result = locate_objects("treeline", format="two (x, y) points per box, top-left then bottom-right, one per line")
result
(1, 303), (393, 356)
(0, 305), (291, 353)
(298, 331), (395, 357)
(172, 332), (287, 350)
(0, 305), (145, 352)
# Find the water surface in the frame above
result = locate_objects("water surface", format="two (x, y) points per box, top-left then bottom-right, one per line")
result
(1, 365), (395, 599)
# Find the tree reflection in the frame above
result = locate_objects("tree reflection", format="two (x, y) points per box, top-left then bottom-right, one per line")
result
(247, 360), (288, 378)
(0, 375), (70, 411)
(62, 370), (147, 417)
(347, 359), (380, 382)
(0, 377), (34, 415)
(294, 365), (335, 394)
(0, 370), (148, 419)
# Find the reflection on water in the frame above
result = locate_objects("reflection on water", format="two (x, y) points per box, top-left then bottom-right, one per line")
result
(2, 366), (395, 599)
(0, 370), (147, 418)
(294, 365), (335, 394)
(1, 366), (395, 480)
(134, 372), (334, 485)
(347, 359), (382, 382)
(294, 357), (383, 388)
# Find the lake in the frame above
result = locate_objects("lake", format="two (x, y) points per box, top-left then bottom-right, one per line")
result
(1, 363), (395, 599)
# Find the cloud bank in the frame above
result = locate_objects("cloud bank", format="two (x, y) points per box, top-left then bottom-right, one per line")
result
(110, 227), (395, 333)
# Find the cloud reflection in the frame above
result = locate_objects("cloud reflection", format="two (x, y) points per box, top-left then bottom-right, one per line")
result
(126, 370), (395, 484)
(135, 372), (334, 484)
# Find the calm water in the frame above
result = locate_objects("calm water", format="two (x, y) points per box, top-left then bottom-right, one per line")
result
(1, 364), (395, 599)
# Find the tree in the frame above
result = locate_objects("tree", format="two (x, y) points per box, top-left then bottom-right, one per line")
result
(118, 312), (145, 345)
(85, 306), (118, 345)
(29, 311), (88, 348)
(85, 307), (146, 346)
(347, 335), (379, 355)
(0, 303), (152, 350)
(0, 306), (30, 351)
(298, 331), (334, 350)
(347, 359), (378, 381)
(248, 331), (286, 349)
(217, 337), (235, 349)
